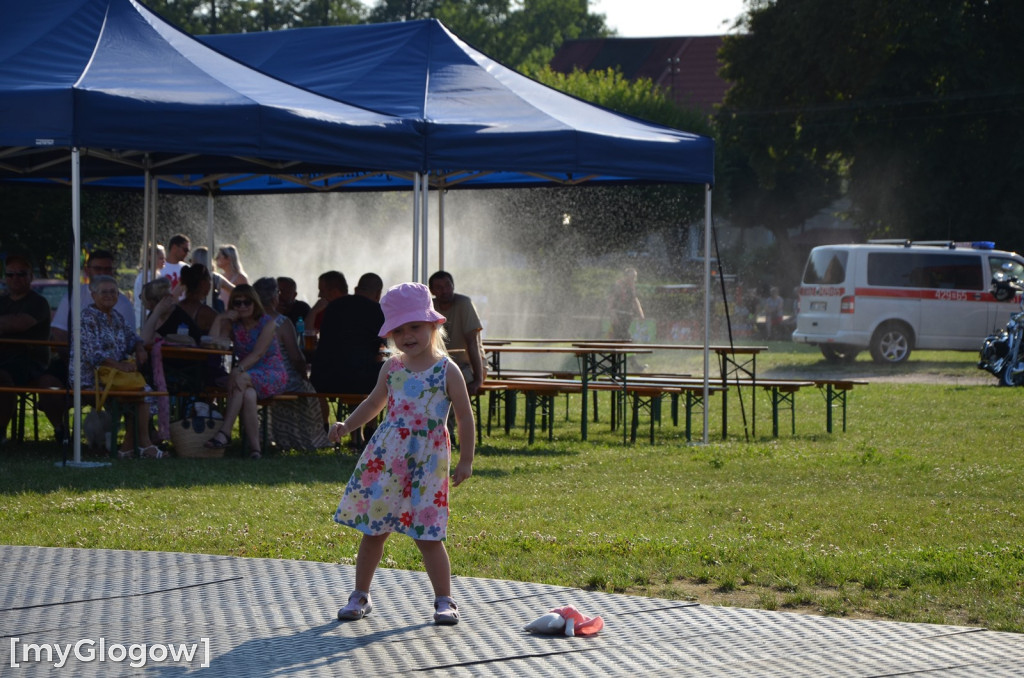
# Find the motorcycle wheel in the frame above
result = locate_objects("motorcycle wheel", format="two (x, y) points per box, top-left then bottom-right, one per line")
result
(1001, 360), (1024, 386)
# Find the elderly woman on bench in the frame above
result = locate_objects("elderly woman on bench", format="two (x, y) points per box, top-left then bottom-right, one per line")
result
(73, 275), (165, 459)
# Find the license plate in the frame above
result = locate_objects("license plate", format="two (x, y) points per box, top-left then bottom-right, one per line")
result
(810, 301), (827, 311)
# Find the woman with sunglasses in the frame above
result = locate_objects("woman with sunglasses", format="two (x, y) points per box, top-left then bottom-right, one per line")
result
(205, 285), (287, 458)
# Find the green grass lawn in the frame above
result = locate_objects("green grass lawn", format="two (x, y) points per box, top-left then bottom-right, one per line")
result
(1, 346), (1021, 632)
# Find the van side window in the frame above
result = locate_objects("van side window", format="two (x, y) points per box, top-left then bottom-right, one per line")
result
(802, 249), (847, 285)
(867, 253), (983, 290)
(989, 257), (1024, 280)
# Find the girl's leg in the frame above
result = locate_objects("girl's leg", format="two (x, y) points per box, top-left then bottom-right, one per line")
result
(355, 533), (389, 592)
(415, 539), (452, 598)
(339, 533), (389, 620)
(417, 539), (459, 624)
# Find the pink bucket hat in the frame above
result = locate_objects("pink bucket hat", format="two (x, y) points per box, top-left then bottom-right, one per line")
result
(379, 282), (446, 337)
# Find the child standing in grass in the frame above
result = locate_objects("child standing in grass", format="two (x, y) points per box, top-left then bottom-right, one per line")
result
(329, 282), (475, 625)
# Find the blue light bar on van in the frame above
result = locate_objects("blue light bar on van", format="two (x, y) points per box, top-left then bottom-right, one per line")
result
(972, 241), (996, 249)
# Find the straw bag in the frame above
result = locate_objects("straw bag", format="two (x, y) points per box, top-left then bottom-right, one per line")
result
(169, 401), (224, 458)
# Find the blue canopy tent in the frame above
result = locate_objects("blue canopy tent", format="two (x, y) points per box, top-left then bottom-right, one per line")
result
(0, 0), (423, 464)
(205, 22), (718, 442)
(2, 4), (719, 446)
(201, 21), (714, 187)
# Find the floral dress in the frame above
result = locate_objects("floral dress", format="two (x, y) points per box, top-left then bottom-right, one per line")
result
(334, 356), (452, 540)
(231, 314), (287, 399)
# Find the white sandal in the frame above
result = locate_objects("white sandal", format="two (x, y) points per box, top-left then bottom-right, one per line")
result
(140, 445), (168, 459)
(433, 596), (459, 625)
(338, 590), (372, 621)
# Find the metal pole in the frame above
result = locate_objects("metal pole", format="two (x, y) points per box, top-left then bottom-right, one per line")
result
(411, 174), (420, 282)
(438, 188), (446, 271)
(71, 149), (82, 464)
(207, 190), (216, 306)
(703, 184), (712, 445)
(420, 173), (429, 284)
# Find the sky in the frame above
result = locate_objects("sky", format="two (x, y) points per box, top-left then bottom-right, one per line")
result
(592, 0), (747, 37)
(354, 1), (747, 38)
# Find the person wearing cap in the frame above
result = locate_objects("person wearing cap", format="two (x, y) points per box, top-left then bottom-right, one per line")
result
(427, 270), (486, 395)
(329, 282), (475, 627)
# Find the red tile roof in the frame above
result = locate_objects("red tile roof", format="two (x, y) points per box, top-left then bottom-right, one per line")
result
(550, 36), (729, 113)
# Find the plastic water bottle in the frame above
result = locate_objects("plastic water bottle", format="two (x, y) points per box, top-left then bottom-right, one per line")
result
(176, 322), (188, 336)
(296, 316), (305, 339)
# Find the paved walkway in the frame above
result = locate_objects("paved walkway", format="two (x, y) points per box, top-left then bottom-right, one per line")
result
(1, 545), (1021, 676)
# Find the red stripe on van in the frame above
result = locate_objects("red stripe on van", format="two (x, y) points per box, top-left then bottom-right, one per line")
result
(854, 287), (993, 302)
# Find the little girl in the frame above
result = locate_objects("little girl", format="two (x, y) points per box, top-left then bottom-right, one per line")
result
(328, 282), (475, 625)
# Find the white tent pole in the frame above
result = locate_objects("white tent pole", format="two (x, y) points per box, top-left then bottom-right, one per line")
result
(71, 149), (83, 464)
(420, 173), (429, 283)
(702, 184), (712, 445)
(142, 169), (152, 281)
(438, 187), (445, 271)
(207, 190), (215, 306)
(411, 174), (421, 282)
(150, 175), (159, 251)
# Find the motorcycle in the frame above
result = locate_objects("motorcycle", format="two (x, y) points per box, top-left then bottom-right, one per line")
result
(978, 271), (1024, 386)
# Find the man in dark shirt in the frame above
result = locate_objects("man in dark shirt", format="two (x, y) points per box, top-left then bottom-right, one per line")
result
(0, 255), (66, 442)
(310, 273), (386, 396)
(276, 276), (312, 327)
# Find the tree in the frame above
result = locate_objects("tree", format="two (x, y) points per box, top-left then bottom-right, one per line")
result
(143, 0), (366, 33)
(717, 0), (1024, 253)
(365, 0), (608, 69)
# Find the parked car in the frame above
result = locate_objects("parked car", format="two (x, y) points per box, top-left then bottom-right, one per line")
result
(793, 240), (1024, 364)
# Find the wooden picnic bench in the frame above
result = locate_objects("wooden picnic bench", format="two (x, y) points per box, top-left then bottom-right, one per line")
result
(484, 377), (720, 444)
(0, 385), (169, 455)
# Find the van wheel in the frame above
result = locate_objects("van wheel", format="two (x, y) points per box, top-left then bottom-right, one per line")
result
(870, 322), (913, 364)
(820, 346), (860, 363)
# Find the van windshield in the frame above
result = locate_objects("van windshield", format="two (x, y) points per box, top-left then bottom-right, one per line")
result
(802, 249), (847, 285)
(990, 257), (1024, 280)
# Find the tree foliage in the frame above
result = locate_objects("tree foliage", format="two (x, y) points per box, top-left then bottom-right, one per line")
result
(144, 0), (610, 70)
(144, 0), (366, 33)
(717, 0), (1024, 253)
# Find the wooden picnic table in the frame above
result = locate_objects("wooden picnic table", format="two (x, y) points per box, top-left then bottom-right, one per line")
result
(573, 341), (769, 438)
(0, 338), (69, 347)
(484, 344), (652, 441)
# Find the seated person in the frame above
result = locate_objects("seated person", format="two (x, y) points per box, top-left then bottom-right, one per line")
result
(50, 249), (134, 383)
(140, 264), (217, 345)
(276, 276), (311, 328)
(140, 266), (223, 394)
(204, 285), (288, 459)
(72, 276), (165, 459)
(254, 277), (328, 451)
(310, 272), (386, 396)
(0, 255), (66, 442)
(304, 270), (347, 334)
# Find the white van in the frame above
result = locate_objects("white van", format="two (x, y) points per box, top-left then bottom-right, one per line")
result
(792, 240), (1024, 363)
